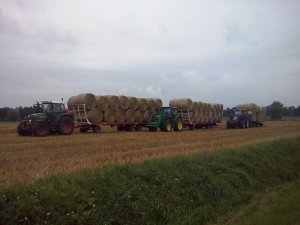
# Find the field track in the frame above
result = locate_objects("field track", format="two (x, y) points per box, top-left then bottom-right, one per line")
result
(1, 121), (300, 187)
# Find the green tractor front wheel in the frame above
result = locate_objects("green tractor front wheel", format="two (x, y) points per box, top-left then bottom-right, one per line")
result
(163, 120), (172, 132)
(32, 121), (49, 137)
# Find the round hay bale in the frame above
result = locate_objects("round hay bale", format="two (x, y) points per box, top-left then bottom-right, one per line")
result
(125, 109), (135, 122)
(86, 108), (103, 122)
(145, 99), (155, 111)
(105, 95), (119, 110)
(67, 96), (76, 110)
(118, 96), (130, 110)
(152, 98), (162, 110)
(169, 98), (193, 110)
(189, 111), (195, 123)
(137, 98), (147, 111)
(135, 110), (144, 122)
(198, 102), (203, 111)
(68, 93), (97, 110)
(192, 102), (198, 111)
(128, 97), (138, 111)
(194, 109), (200, 122)
(115, 109), (125, 122)
(103, 109), (115, 123)
(96, 96), (109, 111)
(143, 110), (152, 123)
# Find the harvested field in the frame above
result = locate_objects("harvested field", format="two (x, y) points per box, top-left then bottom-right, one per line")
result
(0, 121), (300, 187)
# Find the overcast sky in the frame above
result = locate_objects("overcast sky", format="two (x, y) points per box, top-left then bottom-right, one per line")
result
(0, 0), (299, 108)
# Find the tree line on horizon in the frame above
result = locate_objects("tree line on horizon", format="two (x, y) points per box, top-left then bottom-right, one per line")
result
(0, 101), (299, 122)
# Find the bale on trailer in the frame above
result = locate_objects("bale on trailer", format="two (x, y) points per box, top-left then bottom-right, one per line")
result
(104, 109), (116, 123)
(105, 95), (120, 110)
(125, 109), (135, 122)
(143, 110), (152, 123)
(135, 110), (144, 122)
(96, 96), (109, 111)
(67, 93), (97, 110)
(169, 98), (193, 110)
(118, 96), (130, 110)
(128, 97), (138, 111)
(137, 98), (147, 111)
(153, 98), (163, 110)
(192, 102), (198, 111)
(146, 99), (155, 111)
(115, 109), (125, 122)
(87, 108), (103, 122)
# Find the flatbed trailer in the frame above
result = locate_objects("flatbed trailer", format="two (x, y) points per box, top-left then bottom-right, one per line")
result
(72, 104), (146, 133)
(177, 109), (220, 130)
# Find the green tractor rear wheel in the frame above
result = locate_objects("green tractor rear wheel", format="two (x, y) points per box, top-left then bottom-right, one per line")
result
(174, 118), (183, 131)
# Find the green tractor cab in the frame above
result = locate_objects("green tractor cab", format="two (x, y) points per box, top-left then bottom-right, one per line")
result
(17, 101), (74, 137)
(146, 107), (183, 132)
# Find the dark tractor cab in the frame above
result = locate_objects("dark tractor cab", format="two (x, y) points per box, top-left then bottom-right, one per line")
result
(146, 107), (183, 132)
(17, 101), (74, 137)
(227, 109), (249, 129)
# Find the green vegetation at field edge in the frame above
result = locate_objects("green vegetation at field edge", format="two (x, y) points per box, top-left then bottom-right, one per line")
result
(1, 137), (300, 225)
(213, 179), (300, 225)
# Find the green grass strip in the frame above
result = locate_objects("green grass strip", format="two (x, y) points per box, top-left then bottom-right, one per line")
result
(1, 137), (300, 225)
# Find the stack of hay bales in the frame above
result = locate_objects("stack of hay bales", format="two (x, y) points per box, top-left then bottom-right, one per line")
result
(68, 93), (162, 123)
(237, 103), (265, 122)
(169, 98), (223, 123)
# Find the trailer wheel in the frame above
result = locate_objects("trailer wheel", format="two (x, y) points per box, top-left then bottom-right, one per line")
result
(125, 125), (135, 132)
(174, 118), (183, 131)
(135, 125), (143, 131)
(32, 121), (49, 137)
(149, 127), (157, 132)
(117, 125), (124, 131)
(80, 127), (89, 133)
(240, 122), (245, 129)
(92, 125), (101, 133)
(17, 123), (32, 136)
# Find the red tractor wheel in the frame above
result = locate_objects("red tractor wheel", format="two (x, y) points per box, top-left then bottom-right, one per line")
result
(58, 116), (74, 135)
(32, 121), (49, 137)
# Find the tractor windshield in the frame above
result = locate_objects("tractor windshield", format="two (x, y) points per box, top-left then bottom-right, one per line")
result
(41, 103), (65, 113)
(160, 108), (170, 114)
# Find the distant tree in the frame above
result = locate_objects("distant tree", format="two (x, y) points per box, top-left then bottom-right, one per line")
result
(6, 108), (20, 121)
(269, 101), (284, 120)
(0, 107), (10, 121)
(18, 106), (35, 120)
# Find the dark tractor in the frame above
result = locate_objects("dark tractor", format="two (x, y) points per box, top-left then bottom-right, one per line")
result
(17, 101), (74, 137)
(227, 109), (250, 129)
(146, 107), (183, 132)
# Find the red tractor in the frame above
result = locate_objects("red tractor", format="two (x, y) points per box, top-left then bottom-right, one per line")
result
(17, 101), (74, 137)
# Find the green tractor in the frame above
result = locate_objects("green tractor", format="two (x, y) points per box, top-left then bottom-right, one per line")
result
(17, 101), (74, 137)
(147, 107), (183, 132)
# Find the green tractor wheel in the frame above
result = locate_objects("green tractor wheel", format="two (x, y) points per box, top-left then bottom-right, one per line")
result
(32, 121), (49, 137)
(174, 118), (183, 131)
(164, 120), (172, 132)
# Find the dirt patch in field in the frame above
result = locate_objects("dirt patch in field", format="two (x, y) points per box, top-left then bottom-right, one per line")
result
(0, 121), (300, 187)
